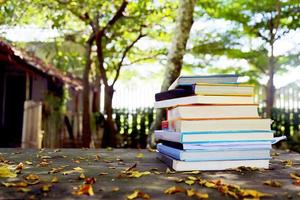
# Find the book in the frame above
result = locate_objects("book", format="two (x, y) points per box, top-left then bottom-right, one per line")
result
(166, 118), (271, 132)
(168, 74), (239, 90)
(154, 130), (274, 143)
(157, 83), (253, 101)
(157, 143), (271, 161)
(154, 95), (254, 109)
(155, 86), (195, 101)
(156, 151), (270, 171)
(159, 140), (273, 150)
(167, 104), (259, 120)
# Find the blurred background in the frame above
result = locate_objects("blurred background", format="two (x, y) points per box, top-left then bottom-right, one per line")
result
(0, 0), (299, 150)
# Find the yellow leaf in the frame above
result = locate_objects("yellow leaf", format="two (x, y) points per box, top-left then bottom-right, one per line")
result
(25, 174), (39, 181)
(239, 189), (272, 198)
(185, 180), (195, 186)
(41, 184), (52, 192)
(263, 180), (282, 187)
(112, 186), (120, 192)
(25, 161), (33, 165)
(195, 191), (209, 199)
(51, 177), (59, 183)
(136, 153), (144, 158)
(0, 165), (17, 178)
(73, 167), (84, 172)
(127, 190), (150, 200)
(290, 173), (300, 180)
(186, 189), (195, 197)
(187, 176), (198, 181)
(79, 173), (85, 180)
(204, 181), (217, 188)
(282, 160), (293, 167)
(2, 182), (28, 187)
(128, 171), (151, 178)
(164, 186), (185, 194)
(17, 188), (31, 193)
(127, 190), (139, 200)
(182, 170), (201, 175)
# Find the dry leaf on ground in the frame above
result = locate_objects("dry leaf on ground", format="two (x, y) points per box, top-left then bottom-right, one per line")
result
(0, 165), (17, 178)
(73, 184), (94, 196)
(127, 190), (150, 200)
(263, 180), (282, 187)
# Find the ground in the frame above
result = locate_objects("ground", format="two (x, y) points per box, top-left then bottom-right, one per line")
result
(0, 148), (299, 200)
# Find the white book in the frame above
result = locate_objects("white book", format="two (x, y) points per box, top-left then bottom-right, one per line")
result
(157, 143), (271, 161)
(168, 75), (238, 90)
(157, 152), (270, 171)
(194, 83), (254, 96)
(167, 118), (271, 132)
(167, 104), (259, 120)
(154, 130), (274, 143)
(154, 95), (254, 109)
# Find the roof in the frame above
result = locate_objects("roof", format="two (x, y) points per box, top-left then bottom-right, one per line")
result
(0, 41), (83, 90)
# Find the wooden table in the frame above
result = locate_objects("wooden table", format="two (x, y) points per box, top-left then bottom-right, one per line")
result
(0, 148), (299, 199)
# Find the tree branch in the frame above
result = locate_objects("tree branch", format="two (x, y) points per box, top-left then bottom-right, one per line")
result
(122, 52), (164, 66)
(111, 30), (146, 86)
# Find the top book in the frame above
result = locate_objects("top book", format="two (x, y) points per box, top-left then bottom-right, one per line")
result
(168, 74), (239, 90)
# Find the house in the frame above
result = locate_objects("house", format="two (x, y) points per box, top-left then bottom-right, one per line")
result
(0, 41), (88, 148)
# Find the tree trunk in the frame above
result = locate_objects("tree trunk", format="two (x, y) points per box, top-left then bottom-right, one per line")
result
(103, 85), (117, 147)
(92, 76), (101, 113)
(82, 41), (92, 148)
(266, 42), (275, 118)
(149, 0), (195, 145)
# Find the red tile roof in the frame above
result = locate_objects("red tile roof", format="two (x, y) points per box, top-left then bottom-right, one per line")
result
(0, 41), (83, 90)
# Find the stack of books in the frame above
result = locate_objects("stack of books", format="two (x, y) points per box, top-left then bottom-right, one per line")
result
(154, 75), (284, 171)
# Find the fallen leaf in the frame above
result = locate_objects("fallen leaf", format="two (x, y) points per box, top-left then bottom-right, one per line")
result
(186, 189), (195, 197)
(185, 180), (195, 186)
(73, 184), (94, 196)
(73, 167), (84, 172)
(125, 163), (137, 172)
(204, 181), (217, 188)
(164, 186), (185, 194)
(41, 184), (52, 192)
(239, 189), (272, 198)
(38, 161), (50, 167)
(99, 172), (108, 176)
(2, 182), (28, 187)
(182, 170), (201, 175)
(293, 180), (300, 186)
(290, 172), (300, 180)
(127, 190), (150, 200)
(94, 154), (101, 160)
(263, 180), (282, 187)
(112, 186), (120, 192)
(128, 171), (150, 178)
(194, 191), (209, 199)
(166, 168), (175, 174)
(282, 160), (293, 167)
(136, 153), (144, 158)
(48, 166), (65, 174)
(25, 174), (39, 181)
(79, 173), (85, 180)
(41, 156), (51, 159)
(84, 177), (96, 184)
(187, 176), (198, 181)
(17, 188), (31, 193)
(0, 165), (17, 178)
(51, 177), (59, 183)
(15, 162), (24, 170)
(25, 161), (33, 165)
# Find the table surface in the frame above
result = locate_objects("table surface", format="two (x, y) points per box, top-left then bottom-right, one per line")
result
(0, 148), (299, 200)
